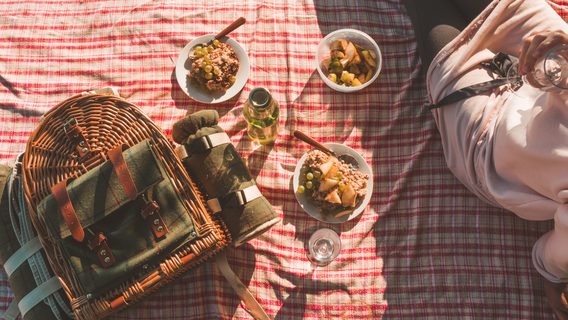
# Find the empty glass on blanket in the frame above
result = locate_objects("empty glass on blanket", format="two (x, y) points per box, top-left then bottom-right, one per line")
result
(308, 228), (341, 266)
(508, 44), (568, 91)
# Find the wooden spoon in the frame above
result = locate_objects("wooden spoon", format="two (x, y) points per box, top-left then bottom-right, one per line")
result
(215, 17), (246, 40)
(293, 130), (359, 168)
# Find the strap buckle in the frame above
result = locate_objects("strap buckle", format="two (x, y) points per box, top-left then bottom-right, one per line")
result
(188, 135), (215, 154)
(63, 118), (91, 159)
(62, 118), (79, 134)
(219, 185), (263, 208)
(233, 189), (248, 207)
(140, 193), (168, 239)
(87, 232), (115, 268)
(176, 132), (232, 160)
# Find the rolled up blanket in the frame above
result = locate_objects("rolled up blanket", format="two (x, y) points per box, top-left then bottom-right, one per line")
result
(173, 110), (280, 247)
(0, 163), (71, 320)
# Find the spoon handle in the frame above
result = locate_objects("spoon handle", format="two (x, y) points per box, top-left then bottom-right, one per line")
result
(215, 17), (246, 39)
(293, 130), (334, 155)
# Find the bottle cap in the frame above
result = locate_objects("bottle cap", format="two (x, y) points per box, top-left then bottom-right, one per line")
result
(249, 87), (272, 109)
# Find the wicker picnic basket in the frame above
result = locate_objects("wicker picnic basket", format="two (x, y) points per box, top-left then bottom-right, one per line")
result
(20, 93), (230, 319)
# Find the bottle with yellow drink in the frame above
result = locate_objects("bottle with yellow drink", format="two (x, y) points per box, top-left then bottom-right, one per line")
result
(243, 87), (279, 145)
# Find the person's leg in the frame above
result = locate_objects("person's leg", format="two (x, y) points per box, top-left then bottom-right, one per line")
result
(403, 0), (468, 72)
(450, 0), (493, 22)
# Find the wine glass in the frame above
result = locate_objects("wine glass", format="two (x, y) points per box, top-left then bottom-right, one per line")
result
(508, 44), (568, 92)
(307, 228), (341, 267)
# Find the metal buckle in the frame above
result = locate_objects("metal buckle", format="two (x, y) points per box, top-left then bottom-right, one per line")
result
(140, 200), (160, 219)
(198, 135), (213, 152)
(183, 135), (213, 157)
(63, 118), (78, 134)
(234, 189), (247, 206)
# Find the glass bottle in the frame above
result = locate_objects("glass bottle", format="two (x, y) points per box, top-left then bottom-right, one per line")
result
(243, 87), (279, 145)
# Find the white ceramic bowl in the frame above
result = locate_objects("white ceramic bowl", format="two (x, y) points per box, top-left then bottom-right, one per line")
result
(175, 35), (250, 104)
(292, 143), (373, 224)
(316, 29), (382, 93)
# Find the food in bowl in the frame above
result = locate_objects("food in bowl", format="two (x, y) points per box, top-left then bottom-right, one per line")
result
(187, 39), (239, 92)
(296, 150), (369, 217)
(321, 38), (378, 87)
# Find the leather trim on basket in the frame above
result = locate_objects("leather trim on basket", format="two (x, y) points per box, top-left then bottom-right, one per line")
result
(51, 179), (85, 242)
(108, 144), (138, 201)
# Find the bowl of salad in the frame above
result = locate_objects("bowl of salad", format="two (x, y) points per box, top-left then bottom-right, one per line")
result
(316, 29), (382, 93)
(175, 34), (250, 103)
(292, 143), (373, 223)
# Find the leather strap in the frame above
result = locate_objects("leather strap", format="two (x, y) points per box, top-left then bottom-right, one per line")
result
(87, 232), (115, 268)
(140, 198), (168, 239)
(427, 52), (522, 110)
(109, 144), (169, 239)
(3, 237), (43, 277)
(18, 277), (62, 318)
(108, 144), (138, 201)
(215, 250), (271, 320)
(52, 179), (85, 242)
(175, 132), (232, 160)
(207, 185), (263, 214)
(426, 77), (518, 110)
(52, 179), (116, 267)
(63, 118), (91, 159)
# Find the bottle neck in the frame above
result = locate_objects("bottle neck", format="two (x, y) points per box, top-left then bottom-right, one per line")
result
(249, 101), (276, 118)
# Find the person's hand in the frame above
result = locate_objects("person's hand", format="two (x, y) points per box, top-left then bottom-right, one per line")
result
(518, 30), (568, 76)
(542, 276), (568, 320)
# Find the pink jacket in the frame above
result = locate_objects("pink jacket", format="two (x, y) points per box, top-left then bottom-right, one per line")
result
(427, 0), (568, 282)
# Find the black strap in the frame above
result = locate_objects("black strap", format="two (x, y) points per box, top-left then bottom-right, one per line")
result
(427, 53), (522, 110)
(426, 77), (519, 110)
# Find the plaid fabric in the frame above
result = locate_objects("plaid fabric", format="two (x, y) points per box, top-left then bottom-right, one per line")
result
(0, 1), (567, 319)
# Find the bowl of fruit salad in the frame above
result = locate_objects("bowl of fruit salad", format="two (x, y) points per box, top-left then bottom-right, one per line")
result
(316, 29), (382, 93)
(292, 143), (373, 223)
(175, 35), (250, 103)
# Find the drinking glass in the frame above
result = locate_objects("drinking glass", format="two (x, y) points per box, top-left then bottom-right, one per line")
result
(508, 44), (568, 92)
(308, 228), (341, 266)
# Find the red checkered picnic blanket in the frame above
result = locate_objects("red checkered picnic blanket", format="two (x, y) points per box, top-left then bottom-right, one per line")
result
(0, 0), (567, 319)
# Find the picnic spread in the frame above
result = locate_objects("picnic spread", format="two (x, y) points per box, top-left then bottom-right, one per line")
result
(0, 0), (567, 319)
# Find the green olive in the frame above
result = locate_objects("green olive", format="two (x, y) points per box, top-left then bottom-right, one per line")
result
(205, 72), (213, 80)
(297, 185), (305, 194)
(306, 172), (314, 180)
(305, 181), (313, 189)
(329, 60), (341, 69)
(204, 65), (213, 73)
